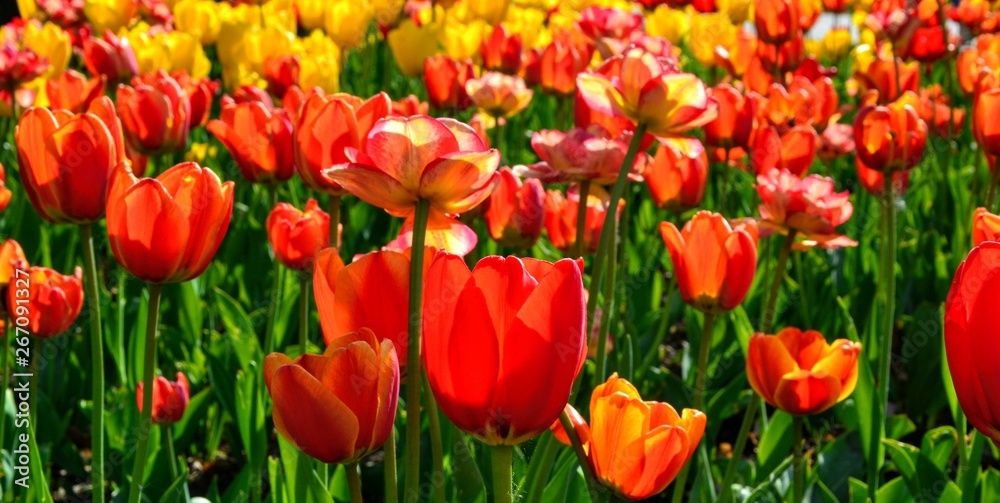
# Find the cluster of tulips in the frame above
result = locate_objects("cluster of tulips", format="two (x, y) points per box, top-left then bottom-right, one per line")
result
(5, 0), (1000, 501)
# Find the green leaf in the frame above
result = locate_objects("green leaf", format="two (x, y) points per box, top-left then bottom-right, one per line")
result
(875, 477), (910, 501)
(213, 287), (260, 373)
(838, 297), (876, 466)
(757, 410), (793, 479)
(882, 439), (921, 497)
(848, 478), (869, 503)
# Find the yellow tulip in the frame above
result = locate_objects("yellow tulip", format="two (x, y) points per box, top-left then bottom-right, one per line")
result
(504, 6), (549, 48)
(23, 22), (71, 78)
(688, 12), (737, 68)
(174, 0), (222, 45)
(465, 0), (511, 24)
(440, 18), (489, 61)
(128, 26), (212, 79)
(299, 53), (341, 93)
(17, 0), (38, 19)
(295, 0), (327, 31)
(326, 0), (373, 50)
(646, 6), (690, 46)
(84, 0), (138, 36)
(371, 0), (406, 26)
(808, 27), (852, 63)
(718, 0), (753, 24)
(262, 0), (298, 33)
(387, 18), (442, 76)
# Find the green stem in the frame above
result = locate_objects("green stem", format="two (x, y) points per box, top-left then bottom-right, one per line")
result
(299, 274), (310, 354)
(525, 435), (561, 503)
(76, 239), (108, 492)
(29, 341), (38, 430)
(404, 199), (431, 501)
(559, 409), (604, 501)
(423, 372), (445, 503)
(265, 185), (282, 355)
(347, 463), (363, 503)
(957, 412), (968, 485)
(793, 416), (805, 503)
(720, 148), (731, 213)
(761, 231), (796, 335)
(491, 446), (514, 503)
(166, 424), (178, 480)
(574, 180), (592, 258)
(793, 252), (812, 327)
(717, 396), (759, 502)
(670, 313), (716, 503)
(127, 283), (163, 503)
(0, 314), (7, 455)
(635, 279), (676, 381)
(384, 426), (398, 503)
(594, 214), (618, 382)
(493, 118), (503, 160)
(329, 195), (342, 249)
(870, 174), (897, 499)
(990, 158), (1000, 213)
(584, 124), (647, 390)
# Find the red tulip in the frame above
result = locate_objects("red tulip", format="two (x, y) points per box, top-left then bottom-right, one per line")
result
(208, 102), (295, 185)
(82, 31), (138, 83)
(136, 373), (190, 425)
(750, 126), (817, 176)
(6, 266), (83, 339)
(106, 161), (234, 283)
(755, 0), (801, 44)
(853, 57), (920, 103)
(172, 71), (217, 129)
(392, 94), (429, 117)
(222, 85), (275, 109)
(645, 142), (708, 212)
(481, 25), (523, 75)
(484, 168), (545, 249)
(854, 91), (928, 172)
(704, 84), (756, 151)
(423, 56), (475, 111)
(266, 199), (330, 272)
(264, 54), (300, 99)
(16, 97), (125, 224)
(529, 35), (595, 96)
(423, 254), (586, 445)
(756, 168), (855, 246)
(116, 70), (191, 156)
(0, 43), (48, 89)
(544, 183), (620, 254)
(45, 69), (106, 114)
(265, 328), (399, 464)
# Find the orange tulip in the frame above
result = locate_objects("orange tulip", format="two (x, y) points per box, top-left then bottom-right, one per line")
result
(855, 156), (910, 196)
(172, 71), (217, 129)
(544, 183), (620, 255)
(423, 56), (475, 111)
(208, 102), (295, 185)
(265, 328), (399, 464)
(756, 168), (856, 247)
(423, 254), (586, 445)
(5, 266), (83, 339)
(484, 168), (544, 249)
(266, 199), (329, 272)
(106, 161), (234, 283)
(524, 128), (649, 185)
(82, 31), (138, 83)
(974, 88), (1000, 156)
(577, 46), (717, 153)
(295, 92), (392, 195)
(16, 97), (125, 224)
(750, 125), (817, 177)
(659, 211), (758, 313)
(481, 24), (523, 75)
(325, 115), (500, 217)
(853, 57), (920, 104)
(0, 163), (10, 213)
(957, 38), (1000, 96)
(136, 372), (190, 425)
(704, 84), (756, 151)
(46, 69), (106, 114)
(645, 142), (707, 212)
(973, 208), (1000, 245)
(747, 328), (861, 415)
(854, 91), (928, 172)
(392, 95), (429, 117)
(528, 36), (595, 96)
(754, 0), (800, 44)
(0, 240), (27, 289)
(116, 70), (190, 156)
(466, 72), (533, 119)
(757, 36), (805, 77)
(553, 374), (705, 501)
(264, 54), (300, 99)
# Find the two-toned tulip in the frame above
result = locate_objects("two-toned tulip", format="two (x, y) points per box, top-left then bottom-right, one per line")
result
(972, 208), (1000, 245)
(423, 254), (586, 445)
(266, 199), (329, 272)
(116, 70), (191, 156)
(945, 242), (1000, 444)
(423, 56), (475, 111)
(45, 69), (106, 114)
(16, 97), (124, 224)
(0, 240), (27, 289)
(5, 266), (83, 339)
(659, 211), (758, 313)
(466, 72), (533, 120)
(524, 128), (648, 185)
(747, 328), (861, 415)
(106, 162), (234, 283)
(553, 374), (706, 501)
(265, 328), (399, 463)
(645, 142), (708, 212)
(82, 31), (138, 83)
(208, 102), (295, 185)
(854, 91), (928, 172)
(484, 168), (544, 249)
(136, 373), (190, 425)
(756, 168), (856, 248)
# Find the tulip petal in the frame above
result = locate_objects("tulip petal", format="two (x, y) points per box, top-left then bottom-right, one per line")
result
(627, 426), (690, 500)
(318, 336), (381, 449)
(746, 334), (799, 406)
(332, 251), (411, 367)
(419, 150), (501, 214)
(314, 248), (346, 345)
(370, 340), (400, 452)
(813, 339), (861, 402)
(774, 370), (842, 415)
(590, 393), (649, 492)
(776, 328), (828, 370)
(269, 364), (360, 464)
(326, 163), (419, 215)
(108, 179), (190, 283)
(576, 73), (626, 120)
(364, 116), (461, 191)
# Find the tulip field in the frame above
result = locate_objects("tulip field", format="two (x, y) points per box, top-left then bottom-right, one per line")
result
(5, 0), (1000, 502)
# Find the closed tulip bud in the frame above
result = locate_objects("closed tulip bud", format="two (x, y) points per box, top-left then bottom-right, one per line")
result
(0, 240), (27, 289)
(645, 142), (708, 212)
(757, 36), (805, 76)
(82, 31), (138, 83)
(974, 88), (1000, 157)
(16, 97), (124, 224)
(423, 253), (586, 445)
(552, 374), (705, 501)
(577, 46), (718, 154)
(265, 328), (400, 464)
(295, 92), (391, 195)
(747, 328), (861, 415)
(264, 55), (300, 99)
(484, 168), (544, 249)
(534, 37), (595, 97)
(46, 70), (106, 114)
(325, 115), (501, 217)
(659, 211), (758, 313)
(544, 184), (620, 254)
(172, 71), (218, 129)
(424, 56), (475, 111)
(391, 95), (429, 117)
(972, 208), (1000, 246)
(755, 0), (800, 44)
(751, 126), (817, 177)
(266, 199), (330, 272)
(117, 70), (191, 156)
(208, 102), (295, 185)
(466, 72), (534, 119)
(854, 91), (928, 172)
(481, 25), (523, 75)
(704, 84), (756, 151)
(106, 161), (234, 283)
(136, 373), (190, 425)
(6, 266), (83, 339)
(756, 168), (856, 247)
